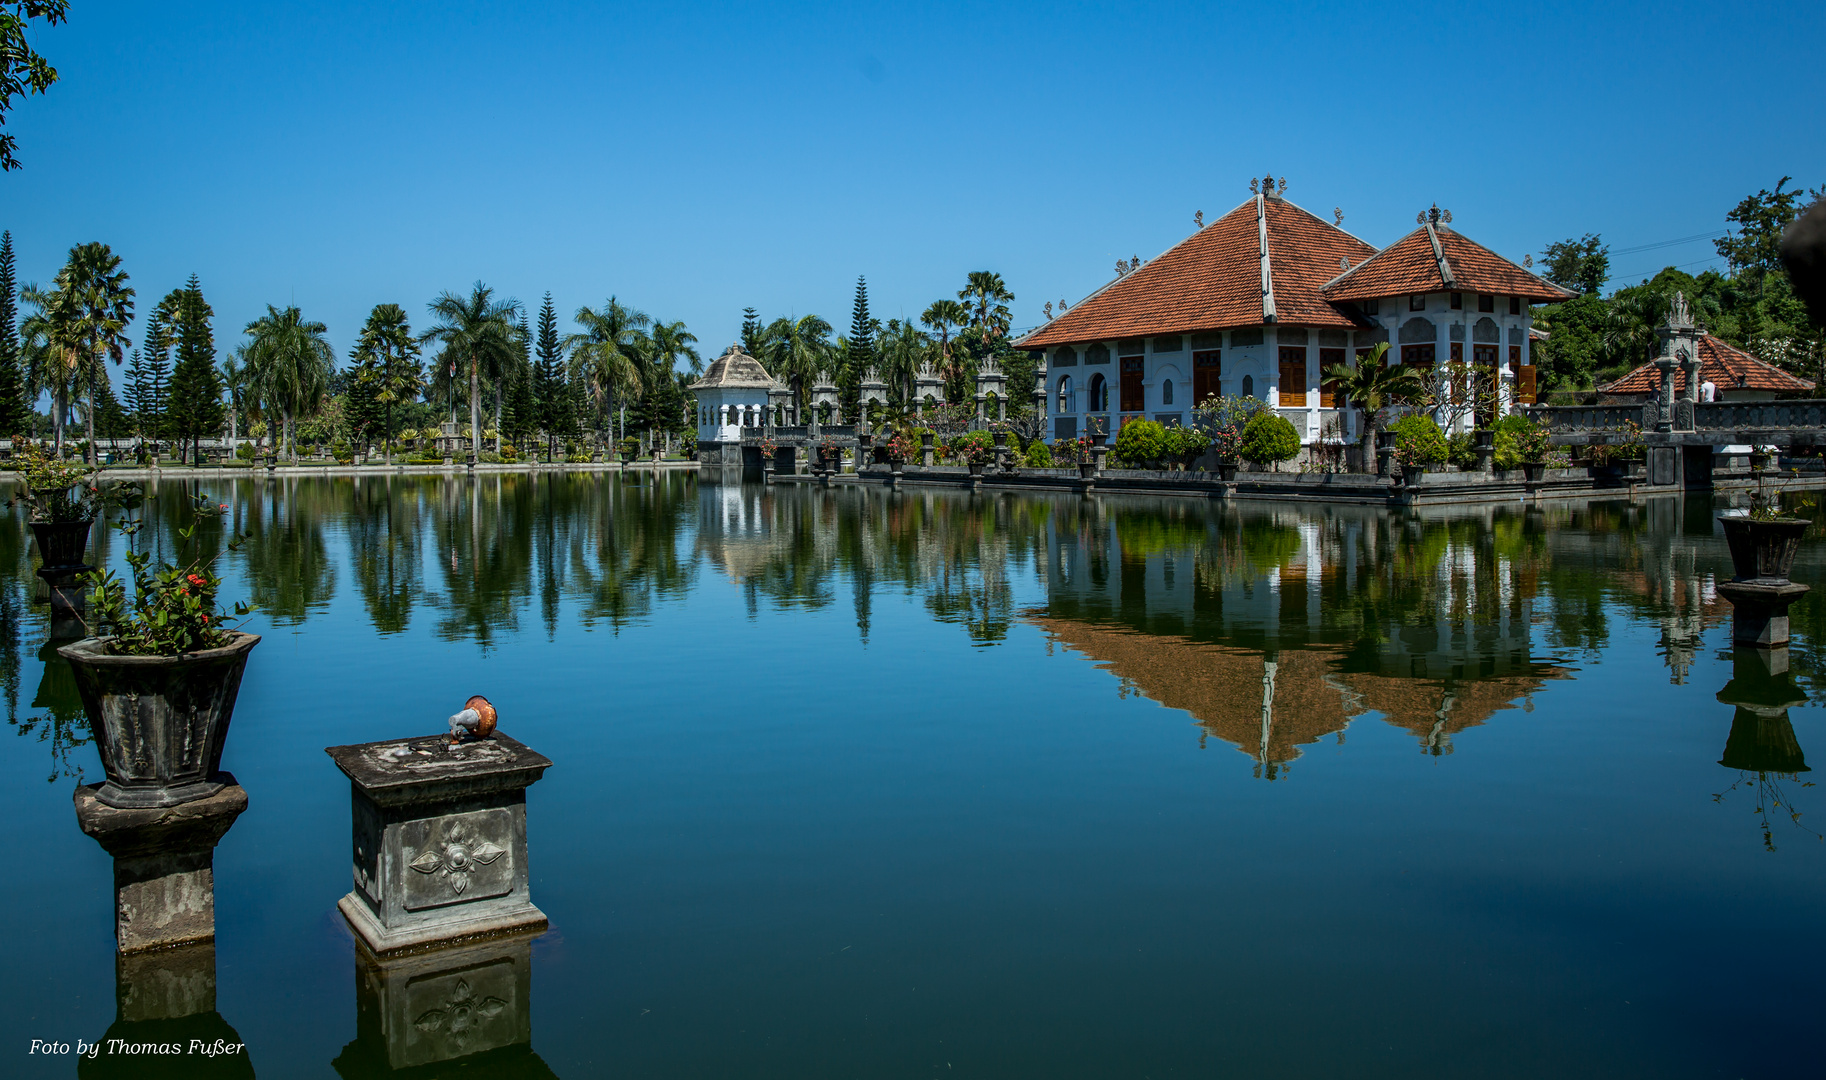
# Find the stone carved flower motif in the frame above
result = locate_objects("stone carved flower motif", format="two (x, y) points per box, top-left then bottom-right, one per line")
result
(413, 978), (507, 1053)
(408, 821), (505, 896)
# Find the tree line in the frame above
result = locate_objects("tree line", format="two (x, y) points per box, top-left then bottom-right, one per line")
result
(1532, 178), (1825, 393)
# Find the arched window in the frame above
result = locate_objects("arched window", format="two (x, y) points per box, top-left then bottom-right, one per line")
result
(1088, 373), (1108, 411)
(1057, 374), (1073, 413)
(1241, 374), (1254, 398)
(1162, 380), (1174, 405)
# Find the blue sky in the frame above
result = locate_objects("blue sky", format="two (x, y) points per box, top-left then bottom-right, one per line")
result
(5, 0), (1822, 375)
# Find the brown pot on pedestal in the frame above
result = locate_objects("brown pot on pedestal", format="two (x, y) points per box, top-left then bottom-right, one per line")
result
(1719, 517), (1810, 583)
(31, 519), (93, 569)
(59, 632), (260, 809)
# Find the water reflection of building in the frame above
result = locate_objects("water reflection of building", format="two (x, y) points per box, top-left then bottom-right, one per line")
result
(1033, 504), (1568, 776)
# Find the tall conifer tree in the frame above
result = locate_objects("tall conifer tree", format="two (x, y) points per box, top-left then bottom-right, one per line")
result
(164, 276), (225, 463)
(741, 306), (762, 356)
(534, 294), (570, 458)
(842, 276), (875, 418)
(0, 231), (27, 435)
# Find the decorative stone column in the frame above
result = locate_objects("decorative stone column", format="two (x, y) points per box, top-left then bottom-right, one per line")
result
(1375, 431), (1395, 479)
(1473, 428), (1494, 476)
(74, 778), (249, 954)
(1652, 355), (1677, 434)
(914, 362), (945, 417)
(325, 731), (551, 955)
(859, 368), (889, 432)
(920, 432), (935, 468)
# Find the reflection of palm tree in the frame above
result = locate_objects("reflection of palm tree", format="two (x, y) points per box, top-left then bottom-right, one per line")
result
(348, 477), (423, 633)
(240, 479), (337, 622)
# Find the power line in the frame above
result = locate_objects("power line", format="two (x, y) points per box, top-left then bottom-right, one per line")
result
(1607, 254), (1727, 285)
(1608, 229), (1726, 257)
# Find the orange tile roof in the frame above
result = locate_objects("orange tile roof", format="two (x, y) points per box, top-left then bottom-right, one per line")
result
(1320, 225), (1576, 304)
(1602, 334), (1815, 395)
(1018, 197), (1377, 349)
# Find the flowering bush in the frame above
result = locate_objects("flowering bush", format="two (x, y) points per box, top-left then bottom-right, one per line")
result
(884, 431), (919, 463)
(83, 494), (255, 656)
(948, 432), (994, 465)
(1492, 414), (1550, 468)
(7, 441), (130, 522)
(1166, 426), (1213, 466)
(1051, 437), (1091, 464)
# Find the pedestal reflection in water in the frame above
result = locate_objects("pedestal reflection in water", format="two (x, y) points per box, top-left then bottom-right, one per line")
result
(77, 942), (254, 1079)
(332, 931), (554, 1079)
(1714, 646), (1816, 850)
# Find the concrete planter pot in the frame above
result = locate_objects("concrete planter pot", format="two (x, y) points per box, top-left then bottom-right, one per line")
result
(1719, 517), (1810, 584)
(31, 519), (93, 569)
(59, 632), (261, 809)
(1077, 461), (1097, 480)
(967, 460), (985, 477)
(1219, 462), (1238, 482)
(1521, 462), (1545, 482)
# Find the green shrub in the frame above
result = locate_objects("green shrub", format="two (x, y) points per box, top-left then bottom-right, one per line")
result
(1239, 411), (1300, 468)
(477, 451), (504, 464)
(1492, 414), (1549, 469)
(1165, 426), (1212, 466)
(566, 453), (593, 464)
(234, 442), (255, 461)
(1024, 441), (1054, 467)
(1114, 419), (1169, 467)
(1447, 432), (1478, 469)
(1390, 414), (1448, 468)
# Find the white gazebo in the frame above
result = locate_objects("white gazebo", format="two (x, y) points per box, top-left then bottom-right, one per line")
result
(690, 343), (784, 465)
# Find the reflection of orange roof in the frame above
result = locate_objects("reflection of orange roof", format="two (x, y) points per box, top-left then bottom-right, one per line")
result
(1018, 197), (1376, 348)
(1602, 334), (1814, 395)
(1031, 616), (1570, 768)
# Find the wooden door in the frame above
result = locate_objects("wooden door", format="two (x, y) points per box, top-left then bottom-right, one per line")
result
(1318, 348), (1344, 407)
(1278, 347), (1307, 406)
(1119, 355), (1145, 412)
(1192, 350), (1221, 407)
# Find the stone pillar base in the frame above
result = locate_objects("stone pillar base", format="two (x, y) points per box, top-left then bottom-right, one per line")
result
(1717, 580), (1811, 647)
(74, 779), (248, 954)
(326, 732), (551, 959)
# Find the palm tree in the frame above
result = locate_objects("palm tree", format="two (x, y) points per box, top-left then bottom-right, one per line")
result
(25, 244), (135, 463)
(421, 283), (520, 460)
(352, 304), (422, 464)
(219, 353), (245, 444)
(239, 305), (334, 461)
(876, 318), (931, 407)
(566, 298), (650, 443)
(920, 300), (968, 393)
(957, 271), (1014, 336)
(757, 314), (834, 419)
(17, 283), (68, 446)
(1322, 342), (1423, 465)
(649, 319), (701, 376)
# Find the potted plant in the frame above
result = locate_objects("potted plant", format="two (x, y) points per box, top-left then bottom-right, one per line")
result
(1720, 484), (1812, 584)
(618, 437), (638, 465)
(62, 494), (259, 809)
(7, 442), (121, 570)
(1389, 414), (1448, 480)
(950, 436), (992, 476)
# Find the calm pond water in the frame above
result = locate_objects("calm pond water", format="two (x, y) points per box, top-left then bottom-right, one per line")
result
(3, 472), (1823, 1078)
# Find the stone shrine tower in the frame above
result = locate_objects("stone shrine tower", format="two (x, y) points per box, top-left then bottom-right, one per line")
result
(691, 343), (784, 465)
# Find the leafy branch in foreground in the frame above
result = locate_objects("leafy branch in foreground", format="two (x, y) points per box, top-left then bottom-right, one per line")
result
(82, 494), (258, 655)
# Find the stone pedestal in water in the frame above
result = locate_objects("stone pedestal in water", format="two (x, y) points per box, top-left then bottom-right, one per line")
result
(325, 732), (550, 955)
(73, 777), (248, 954)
